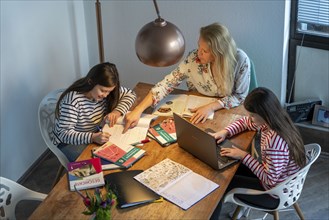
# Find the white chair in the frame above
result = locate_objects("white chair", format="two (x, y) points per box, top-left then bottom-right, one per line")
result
(0, 176), (47, 220)
(38, 89), (69, 188)
(224, 143), (321, 220)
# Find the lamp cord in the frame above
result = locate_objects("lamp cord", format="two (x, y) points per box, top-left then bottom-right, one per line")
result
(153, 0), (161, 19)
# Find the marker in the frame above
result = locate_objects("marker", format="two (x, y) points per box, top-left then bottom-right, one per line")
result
(131, 139), (150, 146)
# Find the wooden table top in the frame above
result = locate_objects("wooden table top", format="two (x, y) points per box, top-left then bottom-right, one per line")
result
(29, 82), (254, 220)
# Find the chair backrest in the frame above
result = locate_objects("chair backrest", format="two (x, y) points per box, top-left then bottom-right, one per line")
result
(248, 59), (258, 93)
(267, 143), (321, 211)
(38, 89), (69, 169)
(0, 176), (47, 219)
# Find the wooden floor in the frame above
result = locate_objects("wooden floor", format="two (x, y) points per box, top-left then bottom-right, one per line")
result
(17, 151), (329, 220)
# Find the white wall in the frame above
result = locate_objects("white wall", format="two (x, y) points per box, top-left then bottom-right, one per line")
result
(1, 0), (289, 180)
(0, 1), (89, 180)
(84, 0), (288, 97)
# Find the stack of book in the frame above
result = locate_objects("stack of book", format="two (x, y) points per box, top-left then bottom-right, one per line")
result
(67, 157), (105, 191)
(148, 118), (177, 147)
(92, 141), (146, 168)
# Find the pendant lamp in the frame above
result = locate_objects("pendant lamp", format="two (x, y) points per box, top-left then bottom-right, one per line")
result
(135, 0), (185, 67)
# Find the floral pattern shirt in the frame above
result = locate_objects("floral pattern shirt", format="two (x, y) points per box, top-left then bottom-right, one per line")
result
(151, 49), (250, 109)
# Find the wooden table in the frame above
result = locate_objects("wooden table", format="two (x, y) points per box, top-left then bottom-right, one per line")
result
(30, 82), (255, 220)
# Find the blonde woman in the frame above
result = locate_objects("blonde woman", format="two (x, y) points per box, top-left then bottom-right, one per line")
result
(124, 22), (250, 132)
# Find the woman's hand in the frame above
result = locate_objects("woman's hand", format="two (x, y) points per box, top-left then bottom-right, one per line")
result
(220, 146), (248, 160)
(208, 129), (229, 143)
(123, 92), (153, 133)
(190, 101), (222, 124)
(91, 132), (110, 145)
(105, 110), (121, 127)
(123, 109), (142, 133)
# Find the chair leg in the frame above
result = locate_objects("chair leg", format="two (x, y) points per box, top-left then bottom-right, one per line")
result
(273, 211), (279, 220)
(52, 165), (64, 188)
(293, 203), (305, 220)
(231, 206), (242, 220)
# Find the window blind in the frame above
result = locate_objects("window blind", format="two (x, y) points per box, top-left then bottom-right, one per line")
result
(297, 0), (329, 37)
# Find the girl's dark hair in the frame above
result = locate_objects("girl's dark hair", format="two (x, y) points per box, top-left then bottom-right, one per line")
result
(244, 87), (306, 167)
(55, 62), (120, 117)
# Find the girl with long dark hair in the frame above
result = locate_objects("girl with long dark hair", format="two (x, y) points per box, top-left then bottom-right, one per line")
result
(53, 62), (136, 161)
(210, 87), (305, 219)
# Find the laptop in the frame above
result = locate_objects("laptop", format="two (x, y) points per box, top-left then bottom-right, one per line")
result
(173, 113), (239, 170)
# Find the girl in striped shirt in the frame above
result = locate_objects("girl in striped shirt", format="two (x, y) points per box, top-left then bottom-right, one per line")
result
(53, 62), (136, 162)
(210, 87), (306, 219)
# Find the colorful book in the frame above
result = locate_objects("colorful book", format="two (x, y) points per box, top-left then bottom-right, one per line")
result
(91, 148), (122, 170)
(92, 141), (146, 168)
(99, 158), (121, 170)
(105, 170), (161, 209)
(67, 157), (105, 191)
(148, 118), (177, 147)
(134, 158), (219, 210)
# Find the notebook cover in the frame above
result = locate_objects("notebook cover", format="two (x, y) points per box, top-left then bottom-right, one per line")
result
(105, 170), (161, 209)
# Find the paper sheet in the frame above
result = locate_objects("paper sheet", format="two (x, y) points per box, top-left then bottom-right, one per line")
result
(102, 113), (157, 145)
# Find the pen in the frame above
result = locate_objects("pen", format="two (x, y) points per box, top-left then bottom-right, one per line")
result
(96, 126), (102, 133)
(131, 139), (150, 146)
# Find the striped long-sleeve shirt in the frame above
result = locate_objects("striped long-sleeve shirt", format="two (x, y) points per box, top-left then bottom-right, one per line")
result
(53, 86), (136, 146)
(225, 116), (301, 190)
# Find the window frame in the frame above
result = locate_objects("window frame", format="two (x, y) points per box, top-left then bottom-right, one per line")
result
(287, 0), (329, 103)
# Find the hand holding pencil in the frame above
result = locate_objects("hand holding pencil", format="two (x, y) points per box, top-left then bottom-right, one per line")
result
(91, 125), (111, 145)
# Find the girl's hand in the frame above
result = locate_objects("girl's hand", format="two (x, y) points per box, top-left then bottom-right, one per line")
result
(105, 110), (121, 127)
(220, 146), (248, 160)
(91, 132), (110, 145)
(208, 129), (229, 143)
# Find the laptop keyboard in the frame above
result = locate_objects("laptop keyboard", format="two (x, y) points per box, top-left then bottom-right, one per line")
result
(216, 145), (229, 164)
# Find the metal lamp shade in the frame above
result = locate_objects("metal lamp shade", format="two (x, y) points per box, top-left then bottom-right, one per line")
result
(135, 18), (185, 67)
